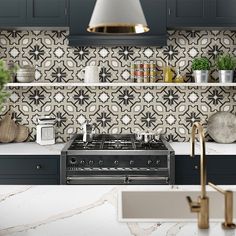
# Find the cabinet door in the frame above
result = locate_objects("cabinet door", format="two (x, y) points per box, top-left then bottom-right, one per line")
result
(167, 0), (208, 27)
(207, 156), (236, 185)
(207, 0), (236, 26)
(69, 0), (167, 46)
(27, 0), (68, 26)
(175, 155), (200, 185)
(0, 0), (27, 26)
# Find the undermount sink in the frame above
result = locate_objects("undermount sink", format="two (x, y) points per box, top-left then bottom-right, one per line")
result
(118, 190), (236, 222)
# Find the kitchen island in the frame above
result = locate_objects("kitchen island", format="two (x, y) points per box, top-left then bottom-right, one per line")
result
(0, 185), (236, 236)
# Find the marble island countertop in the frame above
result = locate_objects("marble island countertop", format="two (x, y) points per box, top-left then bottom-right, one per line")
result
(0, 141), (235, 156)
(0, 185), (236, 236)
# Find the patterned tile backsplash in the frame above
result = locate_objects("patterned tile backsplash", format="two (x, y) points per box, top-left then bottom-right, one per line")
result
(0, 30), (236, 142)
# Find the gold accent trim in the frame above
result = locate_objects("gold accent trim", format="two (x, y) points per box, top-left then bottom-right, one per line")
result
(87, 23), (150, 34)
(186, 122), (209, 229)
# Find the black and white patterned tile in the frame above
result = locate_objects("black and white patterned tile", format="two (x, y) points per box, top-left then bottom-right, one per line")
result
(0, 30), (236, 142)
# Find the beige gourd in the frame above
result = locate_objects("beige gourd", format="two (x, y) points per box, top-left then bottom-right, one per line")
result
(0, 113), (18, 143)
(14, 124), (29, 142)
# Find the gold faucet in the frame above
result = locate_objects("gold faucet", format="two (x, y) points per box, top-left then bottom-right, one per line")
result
(186, 122), (209, 229)
(209, 182), (236, 229)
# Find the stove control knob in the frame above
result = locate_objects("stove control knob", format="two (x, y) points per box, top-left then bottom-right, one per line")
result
(98, 160), (104, 166)
(70, 158), (77, 165)
(114, 160), (119, 166)
(80, 160), (85, 166)
(129, 160), (135, 166)
(89, 160), (94, 166)
(147, 160), (153, 166)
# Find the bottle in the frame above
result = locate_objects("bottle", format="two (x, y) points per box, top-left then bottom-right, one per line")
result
(175, 68), (184, 83)
(164, 61), (173, 83)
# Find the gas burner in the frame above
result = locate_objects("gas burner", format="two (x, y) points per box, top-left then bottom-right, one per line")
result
(103, 139), (134, 150)
(69, 140), (102, 150)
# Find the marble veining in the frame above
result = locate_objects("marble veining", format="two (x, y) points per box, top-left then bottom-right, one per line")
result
(0, 186), (236, 236)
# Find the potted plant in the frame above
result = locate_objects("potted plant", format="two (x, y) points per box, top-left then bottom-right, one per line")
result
(216, 53), (236, 83)
(0, 60), (16, 112)
(192, 57), (211, 83)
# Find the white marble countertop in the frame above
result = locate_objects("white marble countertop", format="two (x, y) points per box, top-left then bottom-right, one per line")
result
(0, 185), (236, 236)
(0, 141), (235, 156)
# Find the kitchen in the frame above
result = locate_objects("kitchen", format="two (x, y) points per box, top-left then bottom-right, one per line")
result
(0, 0), (236, 235)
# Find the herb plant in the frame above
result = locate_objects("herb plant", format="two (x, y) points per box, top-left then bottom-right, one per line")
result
(192, 57), (211, 71)
(0, 60), (16, 112)
(216, 53), (236, 70)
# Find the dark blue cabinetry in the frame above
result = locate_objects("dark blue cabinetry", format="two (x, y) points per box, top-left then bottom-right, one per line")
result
(0, 0), (27, 27)
(175, 155), (236, 185)
(167, 0), (236, 28)
(0, 156), (60, 185)
(68, 0), (167, 46)
(0, 0), (68, 27)
(27, 0), (68, 26)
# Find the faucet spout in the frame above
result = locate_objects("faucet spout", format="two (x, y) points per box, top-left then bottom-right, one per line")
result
(190, 122), (207, 198)
(187, 122), (209, 229)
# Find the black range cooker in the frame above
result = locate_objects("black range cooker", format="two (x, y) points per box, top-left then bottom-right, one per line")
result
(61, 134), (175, 185)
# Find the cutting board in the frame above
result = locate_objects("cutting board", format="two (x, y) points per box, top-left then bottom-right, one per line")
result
(0, 113), (18, 143)
(208, 112), (236, 143)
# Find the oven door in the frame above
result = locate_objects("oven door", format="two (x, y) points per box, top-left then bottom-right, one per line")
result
(66, 175), (169, 185)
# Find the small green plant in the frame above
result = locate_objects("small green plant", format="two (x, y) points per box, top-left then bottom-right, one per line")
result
(216, 53), (236, 70)
(192, 57), (211, 71)
(0, 60), (17, 112)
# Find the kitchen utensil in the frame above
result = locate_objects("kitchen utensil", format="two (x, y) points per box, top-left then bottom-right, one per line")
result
(135, 132), (161, 143)
(208, 112), (236, 143)
(82, 66), (100, 83)
(0, 113), (18, 143)
(14, 124), (29, 142)
(36, 116), (56, 145)
(16, 65), (35, 83)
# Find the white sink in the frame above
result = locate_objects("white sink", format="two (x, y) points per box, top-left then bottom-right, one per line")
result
(118, 190), (236, 222)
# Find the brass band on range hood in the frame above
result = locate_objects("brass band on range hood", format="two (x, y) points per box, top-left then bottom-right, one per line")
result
(87, 23), (150, 34)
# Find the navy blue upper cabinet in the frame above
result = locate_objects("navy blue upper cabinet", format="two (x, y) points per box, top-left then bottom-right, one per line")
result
(27, 0), (68, 26)
(68, 0), (167, 46)
(207, 0), (236, 26)
(0, 0), (27, 27)
(167, 0), (208, 28)
(167, 0), (236, 28)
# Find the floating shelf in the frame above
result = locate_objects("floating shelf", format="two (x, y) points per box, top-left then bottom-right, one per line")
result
(5, 82), (236, 87)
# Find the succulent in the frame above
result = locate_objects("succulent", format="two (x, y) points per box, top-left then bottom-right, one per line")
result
(0, 60), (16, 112)
(216, 53), (236, 70)
(192, 57), (211, 71)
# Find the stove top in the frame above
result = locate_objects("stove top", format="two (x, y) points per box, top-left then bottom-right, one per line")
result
(68, 134), (168, 151)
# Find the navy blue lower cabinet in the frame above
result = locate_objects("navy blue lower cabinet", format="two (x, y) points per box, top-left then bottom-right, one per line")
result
(175, 155), (236, 185)
(0, 156), (60, 185)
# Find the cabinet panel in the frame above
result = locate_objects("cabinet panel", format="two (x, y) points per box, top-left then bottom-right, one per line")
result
(69, 0), (167, 46)
(27, 0), (68, 26)
(0, 0), (27, 26)
(0, 155), (60, 185)
(167, 0), (208, 27)
(175, 155), (236, 185)
(207, 0), (236, 26)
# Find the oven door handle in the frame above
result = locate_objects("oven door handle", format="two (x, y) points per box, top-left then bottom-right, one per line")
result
(67, 176), (126, 183)
(67, 176), (169, 184)
(127, 176), (169, 184)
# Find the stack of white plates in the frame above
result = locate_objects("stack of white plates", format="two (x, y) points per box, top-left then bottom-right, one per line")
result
(16, 66), (35, 83)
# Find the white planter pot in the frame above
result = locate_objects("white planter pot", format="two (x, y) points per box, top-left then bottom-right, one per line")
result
(193, 70), (209, 83)
(218, 70), (234, 83)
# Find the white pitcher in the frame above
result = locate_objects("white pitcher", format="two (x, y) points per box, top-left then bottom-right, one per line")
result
(82, 66), (100, 83)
